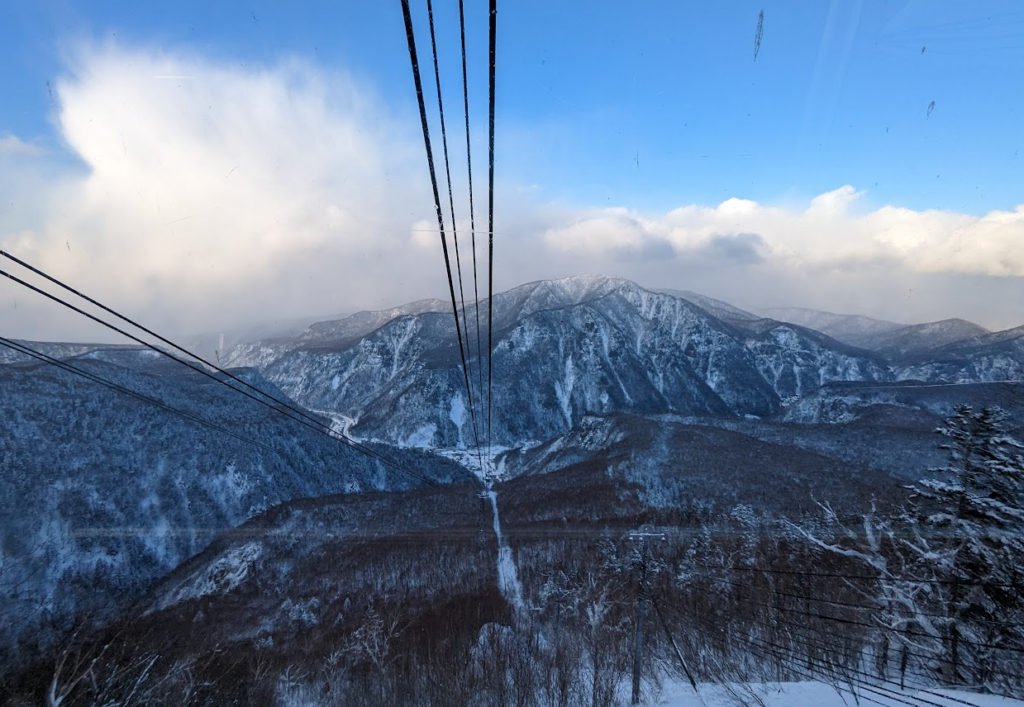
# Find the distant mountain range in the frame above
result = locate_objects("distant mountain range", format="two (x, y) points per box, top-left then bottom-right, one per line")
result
(760, 306), (907, 346)
(761, 306), (992, 356)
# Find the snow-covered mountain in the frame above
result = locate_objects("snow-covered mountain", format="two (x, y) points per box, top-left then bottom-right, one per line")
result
(658, 288), (761, 324)
(5, 276), (1024, 703)
(760, 307), (906, 349)
(497, 413), (897, 513)
(759, 309), (1000, 363)
(0, 339), (141, 364)
(895, 323), (1024, 382)
(755, 306), (1024, 382)
(229, 276), (895, 448)
(858, 318), (991, 358)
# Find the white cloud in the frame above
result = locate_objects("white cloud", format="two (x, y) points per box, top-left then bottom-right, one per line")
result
(1, 44), (1022, 341)
(0, 43), (451, 339)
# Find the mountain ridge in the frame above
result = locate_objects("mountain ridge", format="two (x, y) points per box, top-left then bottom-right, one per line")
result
(222, 277), (903, 447)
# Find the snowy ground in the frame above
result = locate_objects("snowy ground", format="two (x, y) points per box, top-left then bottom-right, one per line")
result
(434, 444), (526, 611)
(434, 444), (520, 481)
(651, 680), (1024, 707)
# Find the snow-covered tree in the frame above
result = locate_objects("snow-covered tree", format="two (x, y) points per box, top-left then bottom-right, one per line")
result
(903, 405), (1024, 694)
(794, 406), (1024, 697)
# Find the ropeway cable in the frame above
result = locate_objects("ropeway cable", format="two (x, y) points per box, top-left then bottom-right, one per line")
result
(400, 0), (482, 468)
(0, 259), (437, 486)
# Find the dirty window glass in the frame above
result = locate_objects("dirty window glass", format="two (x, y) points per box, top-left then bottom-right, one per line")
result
(2, 2), (1024, 704)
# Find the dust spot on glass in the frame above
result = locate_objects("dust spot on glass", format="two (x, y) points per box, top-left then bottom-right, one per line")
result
(927, 100), (936, 118)
(754, 10), (764, 61)
(921, 46), (926, 54)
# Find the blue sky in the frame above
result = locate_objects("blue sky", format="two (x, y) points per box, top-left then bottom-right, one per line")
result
(4, 1), (1022, 212)
(1, 1), (1023, 339)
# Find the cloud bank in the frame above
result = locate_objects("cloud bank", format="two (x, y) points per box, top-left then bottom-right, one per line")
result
(542, 186), (1024, 279)
(2, 43), (1022, 342)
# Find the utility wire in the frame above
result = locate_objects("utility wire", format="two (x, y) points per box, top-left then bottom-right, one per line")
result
(0, 251), (386, 457)
(0, 252), (352, 446)
(426, 0), (472, 360)
(425, 0), (479, 454)
(691, 562), (1024, 589)
(742, 622), (993, 707)
(0, 261), (436, 486)
(694, 564), (1024, 628)
(0, 337), (278, 457)
(743, 610), (989, 707)
(662, 595), (970, 707)
(661, 596), (896, 707)
(486, 0), (497, 457)
(678, 580), (1023, 683)
(761, 583), (1024, 630)
(650, 594), (697, 691)
(691, 576), (1024, 657)
(662, 587), (991, 706)
(745, 632), (939, 707)
(400, 0), (481, 467)
(459, 0), (486, 463)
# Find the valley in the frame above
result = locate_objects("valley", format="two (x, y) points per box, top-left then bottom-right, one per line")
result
(2, 276), (1023, 706)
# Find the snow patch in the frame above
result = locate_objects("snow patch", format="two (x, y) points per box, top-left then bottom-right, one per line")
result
(403, 424), (437, 448)
(653, 679), (1024, 707)
(488, 490), (524, 609)
(449, 393), (467, 449)
(155, 541), (262, 611)
(554, 356), (575, 427)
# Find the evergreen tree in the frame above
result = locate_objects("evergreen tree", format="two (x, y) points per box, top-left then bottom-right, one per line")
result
(904, 405), (1024, 694)
(797, 406), (1024, 696)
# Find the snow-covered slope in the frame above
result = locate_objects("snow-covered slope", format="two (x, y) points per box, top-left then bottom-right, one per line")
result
(223, 298), (448, 369)
(658, 288), (761, 323)
(299, 298), (449, 347)
(0, 339), (141, 364)
(497, 413), (897, 513)
(0, 348), (469, 659)
(742, 321), (890, 400)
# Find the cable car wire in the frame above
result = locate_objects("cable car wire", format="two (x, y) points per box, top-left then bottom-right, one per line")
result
(0, 336), (278, 456)
(400, 0), (482, 467)
(459, 0), (486, 459)
(0, 261), (437, 486)
(486, 0), (497, 458)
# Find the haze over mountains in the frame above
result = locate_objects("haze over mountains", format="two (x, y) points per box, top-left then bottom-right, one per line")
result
(763, 306), (992, 355)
